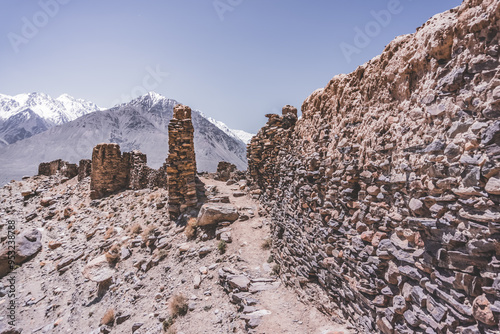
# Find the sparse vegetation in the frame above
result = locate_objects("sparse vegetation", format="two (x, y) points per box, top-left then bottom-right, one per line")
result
(217, 240), (227, 254)
(169, 293), (188, 317)
(261, 238), (271, 250)
(267, 255), (274, 263)
(129, 223), (142, 235)
(157, 249), (169, 261)
(100, 308), (115, 326)
(104, 226), (115, 239)
(162, 316), (175, 331)
(141, 225), (157, 239)
(105, 244), (120, 263)
(271, 263), (280, 276)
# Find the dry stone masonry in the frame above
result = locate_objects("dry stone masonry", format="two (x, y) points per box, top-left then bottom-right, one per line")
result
(166, 104), (198, 219)
(248, 1), (500, 333)
(216, 161), (237, 182)
(38, 159), (78, 179)
(89, 144), (164, 199)
(78, 159), (92, 181)
(90, 144), (129, 199)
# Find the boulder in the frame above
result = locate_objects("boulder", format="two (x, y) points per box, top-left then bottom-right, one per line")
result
(82, 255), (115, 283)
(197, 203), (239, 226)
(0, 229), (42, 277)
(472, 295), (496, 326)
(227, 275), (250, 291)
(485, 176), (500, 195)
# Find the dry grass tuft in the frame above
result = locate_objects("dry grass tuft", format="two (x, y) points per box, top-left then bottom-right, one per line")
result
(104, 226), (115, 240)
(129, 223), (142, 236)
(141, 225), (157, 239)
(261, 238), (271, 250)
(100, 308), (115, 326)
(169, 293), (188, 317)
(105, 244), (120, 264)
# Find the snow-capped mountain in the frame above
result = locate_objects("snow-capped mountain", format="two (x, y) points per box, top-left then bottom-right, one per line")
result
(0, 92), (248, 185)
(203, 115), (255, 144)
(0, 92), (101, 145)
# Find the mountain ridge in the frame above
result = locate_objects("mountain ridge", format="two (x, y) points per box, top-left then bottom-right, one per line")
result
(0, 92), (248, 185)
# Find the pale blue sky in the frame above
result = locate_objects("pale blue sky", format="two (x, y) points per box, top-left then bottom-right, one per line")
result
(0, 0), (462, 133)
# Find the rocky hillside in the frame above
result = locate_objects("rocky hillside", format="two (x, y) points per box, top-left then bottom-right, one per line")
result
(0, 171), (353, 334)
(248, 0), (500, 333)
(0, 93), (248, 185)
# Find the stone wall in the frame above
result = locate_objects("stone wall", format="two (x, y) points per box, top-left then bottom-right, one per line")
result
(78, 159), (91, 181)
(166, 104), (198, 218)
(90, 144), (129, 199)
(248, 1), (500, 333)
(215, 161), (237, 182)
(38, 159), (78, 179)
(89, 144), (164, 199)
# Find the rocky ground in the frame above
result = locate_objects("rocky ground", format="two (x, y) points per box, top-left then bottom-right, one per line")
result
(0, 173), (354, 334)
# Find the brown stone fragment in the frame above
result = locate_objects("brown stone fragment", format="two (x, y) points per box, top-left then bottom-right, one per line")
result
(472, 295), (496, 326)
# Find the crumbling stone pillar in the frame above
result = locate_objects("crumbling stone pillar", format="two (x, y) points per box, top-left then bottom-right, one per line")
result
(216, 161), (237, 182)
(166, 104), (198, 219)
(247, 105), (298, 190)
(125, 150), (150, 190)
(90, 143), (128, 199)
(282, 105), (297, 117)
(78, 159), (92, 181)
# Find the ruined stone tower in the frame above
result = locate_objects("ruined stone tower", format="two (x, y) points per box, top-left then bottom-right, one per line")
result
(90, 143), (129, 199)
(166, 104), (198, 219)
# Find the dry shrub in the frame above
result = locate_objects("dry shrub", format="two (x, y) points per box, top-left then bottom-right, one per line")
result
(141, 225), (157, 239)
(185, 217), (197, 239)
(169, 293), (188, 317)
(217, 240), (227, 254)
(104, 227), (115, 240)
(261, 238), (271, 250)
(105, 244), (120, 264)
(129, 223), (142, 236)
(100, 308), (115, 326)
(162, 316), (175, 331)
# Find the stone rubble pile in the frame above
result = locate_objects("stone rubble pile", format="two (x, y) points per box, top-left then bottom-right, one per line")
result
(248, 1), (500, 333)
(218, 267), (278, 330)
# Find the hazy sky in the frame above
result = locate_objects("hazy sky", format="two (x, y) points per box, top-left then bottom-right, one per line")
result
(0, 0), (461, 133)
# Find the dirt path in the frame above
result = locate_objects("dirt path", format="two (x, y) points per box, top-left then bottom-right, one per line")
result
(197, 177), (354, 334)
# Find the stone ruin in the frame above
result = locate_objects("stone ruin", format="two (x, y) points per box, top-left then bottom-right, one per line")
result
(215, 161), (237, 182)
(38, 159), (78, 179)
(166, 104), (198, 219)
(247, 1), (500, 332)
(78, 159), (91, 181)
(37, 104), (202, 219)
(89, 144), (165, 200)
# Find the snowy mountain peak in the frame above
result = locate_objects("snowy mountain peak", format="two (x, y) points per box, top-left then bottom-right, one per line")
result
(0, 92), (101, 123)
(203, 115), (255, 144)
